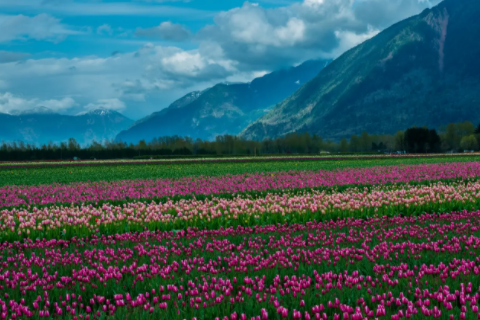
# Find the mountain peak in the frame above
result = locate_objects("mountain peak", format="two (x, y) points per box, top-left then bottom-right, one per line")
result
(86, 108), (120, 116)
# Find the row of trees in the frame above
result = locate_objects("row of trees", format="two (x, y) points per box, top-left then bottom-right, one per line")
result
(1, 121), (480, 161)
(340, 121), (480, 153)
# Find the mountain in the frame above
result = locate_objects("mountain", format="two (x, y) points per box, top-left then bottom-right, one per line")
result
(0, 108), (133, 145)
(115, 59), (330, 143)
(9, 106), (56, 116)
(241, 0), (480, 141)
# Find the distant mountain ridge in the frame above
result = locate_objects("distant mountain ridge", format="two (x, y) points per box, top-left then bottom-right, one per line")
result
(116, 59), (330, 143)
(241, 0), (480, 141)
(9, 106), (56, 116)
(0, 107), (133, 145)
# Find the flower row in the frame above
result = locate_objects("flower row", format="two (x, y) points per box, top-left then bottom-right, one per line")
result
(3, 180), (480, 240)
(2, 161), (480, 208)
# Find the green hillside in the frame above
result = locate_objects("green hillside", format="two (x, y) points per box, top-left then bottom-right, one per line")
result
(241, 0), (480, 140)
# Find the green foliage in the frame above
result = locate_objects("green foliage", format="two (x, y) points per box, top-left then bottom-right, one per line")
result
(404, 127), (441, 153)
(442, 121), (476, 151)
(460, 135), (478, 151)
(394, 131), (405, 151)
(2, 120), (480, 162)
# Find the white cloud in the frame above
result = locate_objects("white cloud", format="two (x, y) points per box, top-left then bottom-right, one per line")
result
(161, 51), (206, 76)
(274, 18), (305, 46)
(41, 97), (76, 111)
(303, 0), (323, 6)
(135, 21), (191, 41)
(198, 0), (441, 70)
(84, 98), (126, 111)
(0, 43), (244, 118)
(0, 13), (77, 43)
(0, 0), (443, 119)
(0, 92), (75, 113)
(97, 24), (113, 35)
(211, 3), (306, 48)
(331, 27), (380, 57)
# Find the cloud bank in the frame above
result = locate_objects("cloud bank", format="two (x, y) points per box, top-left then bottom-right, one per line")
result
(0, 0), (442, 118)
(136, 22), (191, 41)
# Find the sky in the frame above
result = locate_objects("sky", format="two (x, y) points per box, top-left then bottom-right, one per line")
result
(0, 0), (442, 120)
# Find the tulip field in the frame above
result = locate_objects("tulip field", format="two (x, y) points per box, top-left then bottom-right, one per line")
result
(3, 157), (480, 319)
(1, 154), (480, 186)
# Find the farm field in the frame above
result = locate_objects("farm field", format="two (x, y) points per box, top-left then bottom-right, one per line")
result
(1, 154), (480, 186)
(1, 152), (479, 168)
(2, 155), (480, 319)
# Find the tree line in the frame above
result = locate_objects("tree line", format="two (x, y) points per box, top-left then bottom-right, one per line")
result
(1, 121), (480, 161)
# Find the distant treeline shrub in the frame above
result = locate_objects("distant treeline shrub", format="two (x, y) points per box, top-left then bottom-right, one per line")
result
(1, 121), (479, 161)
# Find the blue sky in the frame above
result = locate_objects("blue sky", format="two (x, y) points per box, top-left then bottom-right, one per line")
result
(0, 0), (441, 119)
